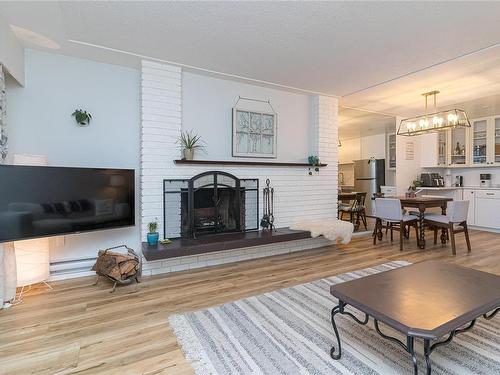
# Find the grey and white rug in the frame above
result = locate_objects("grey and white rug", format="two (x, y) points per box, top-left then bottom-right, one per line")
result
(169, 261), (500, 374)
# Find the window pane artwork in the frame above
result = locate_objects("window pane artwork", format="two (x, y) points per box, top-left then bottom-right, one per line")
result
(233, 108), (277, 158)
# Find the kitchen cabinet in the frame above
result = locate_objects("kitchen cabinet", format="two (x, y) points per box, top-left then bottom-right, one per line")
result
(462, 189), (475, 225)
(420, 114), (500, 167)
(449, 126), (468, 166)
(420, 132), (448, 168)
(471, 119), (488, 165)
(474, 189), (500, 229)
(437, 131), (448, 166)
(492, 117), (500, 164)
(387, 133), (396, 169)
(338, 138), (361, 164)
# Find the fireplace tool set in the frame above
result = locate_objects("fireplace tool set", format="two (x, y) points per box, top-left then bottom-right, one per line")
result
(261, 179), (275, 230)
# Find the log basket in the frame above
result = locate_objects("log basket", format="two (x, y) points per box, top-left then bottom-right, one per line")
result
(92, 245), (141, 292)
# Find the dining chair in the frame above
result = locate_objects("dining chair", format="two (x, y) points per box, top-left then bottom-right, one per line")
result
(424, 200), (471, 255)
(373, 198), (419, 251)
(339, 192), (367, 230)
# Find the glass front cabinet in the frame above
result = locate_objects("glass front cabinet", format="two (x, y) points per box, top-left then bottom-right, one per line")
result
(471, 119), (488, 165)
(470, 116), (500, 166)
(449, 126), (468, 166)
(437, 131), (448, 166)
(421, 114), (500, 167)
(493, 117), (500, 164)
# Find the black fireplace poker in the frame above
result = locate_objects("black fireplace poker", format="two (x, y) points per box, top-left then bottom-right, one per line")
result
(261, 179), (275, 231)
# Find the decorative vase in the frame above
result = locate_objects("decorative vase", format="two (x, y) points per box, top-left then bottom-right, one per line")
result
(183, 148), (194, 160)
(147, 232), (159, 246)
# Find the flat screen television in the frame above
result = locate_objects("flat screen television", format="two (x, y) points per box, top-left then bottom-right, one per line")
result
(0, 165), (135, 243)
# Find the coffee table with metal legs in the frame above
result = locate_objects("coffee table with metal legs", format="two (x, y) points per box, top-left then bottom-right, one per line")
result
(329, 262), (500, 374)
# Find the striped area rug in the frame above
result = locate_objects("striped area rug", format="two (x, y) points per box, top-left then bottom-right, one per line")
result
(169, 261), (500, 374)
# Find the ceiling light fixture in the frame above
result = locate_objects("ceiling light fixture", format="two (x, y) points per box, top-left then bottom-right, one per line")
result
(397, 91), (470, 136)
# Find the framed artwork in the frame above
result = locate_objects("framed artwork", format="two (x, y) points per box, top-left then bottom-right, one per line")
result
(232, 108), (277, 158)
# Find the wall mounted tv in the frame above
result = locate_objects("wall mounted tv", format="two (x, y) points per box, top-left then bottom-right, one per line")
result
(0, 165), (135, 243)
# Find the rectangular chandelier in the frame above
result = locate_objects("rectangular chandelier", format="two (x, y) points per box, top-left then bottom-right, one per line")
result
(397, 91), (471, 136)
(398, 109), (471, 136)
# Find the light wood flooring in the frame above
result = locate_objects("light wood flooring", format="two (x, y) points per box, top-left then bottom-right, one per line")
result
(1, 229), (500, 375)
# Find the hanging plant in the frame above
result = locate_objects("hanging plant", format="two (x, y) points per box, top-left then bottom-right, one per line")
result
(308, 155), (321, 175)
(72, 109), (92, 126)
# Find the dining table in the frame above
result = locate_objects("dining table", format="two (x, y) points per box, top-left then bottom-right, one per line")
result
(398, 196), (453, 249)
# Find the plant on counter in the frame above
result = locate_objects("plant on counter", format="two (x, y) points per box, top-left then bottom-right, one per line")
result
(147, 218), (159, 246)
(407, 179), (423, 197)
(177, 130), (206, 160)
(308, 155), (321, 175)
(72, 109), (92, 126)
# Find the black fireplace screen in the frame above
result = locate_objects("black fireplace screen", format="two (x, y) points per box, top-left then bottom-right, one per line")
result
(164, 171), (259, 239)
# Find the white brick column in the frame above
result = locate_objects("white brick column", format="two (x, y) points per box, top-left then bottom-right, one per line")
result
(140, 60), (182, 240)
(312, 95), (339, 219)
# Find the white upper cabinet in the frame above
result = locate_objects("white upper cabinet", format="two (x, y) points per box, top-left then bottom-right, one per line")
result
(387, 133), (396, 169)
(338, 138), (361, 164)
(471, 119), (488, 166)
(420, 114), (500, 167)
(492, 117), (500, 165)
(450, 126), (468, 166)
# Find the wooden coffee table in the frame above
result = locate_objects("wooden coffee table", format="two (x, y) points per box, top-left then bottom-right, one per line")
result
(329, 262), (500, 374)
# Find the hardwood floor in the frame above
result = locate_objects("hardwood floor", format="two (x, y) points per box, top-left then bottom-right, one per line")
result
(1, 229), (500, 374)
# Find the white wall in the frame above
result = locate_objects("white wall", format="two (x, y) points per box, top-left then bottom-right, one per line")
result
(182, 72), (311, 162)
(0, 15), (25, 85)
(395, 116), (422, 195)
(6, 49), (140, 262)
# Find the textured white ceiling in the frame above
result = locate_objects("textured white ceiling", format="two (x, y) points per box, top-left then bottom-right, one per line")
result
(339, 107), (395, 140)
(1, 1), (500, 115)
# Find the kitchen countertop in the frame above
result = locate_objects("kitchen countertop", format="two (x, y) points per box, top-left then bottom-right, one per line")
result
(419, 186), (500, 190)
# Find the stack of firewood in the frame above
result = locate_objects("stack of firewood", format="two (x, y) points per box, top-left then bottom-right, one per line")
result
(92, 245), (141, 292)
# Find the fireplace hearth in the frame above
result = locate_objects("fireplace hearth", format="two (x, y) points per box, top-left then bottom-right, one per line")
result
(164, 171), (259, 239)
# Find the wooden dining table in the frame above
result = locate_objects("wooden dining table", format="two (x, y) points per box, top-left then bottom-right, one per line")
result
(398, 196), (453, 249)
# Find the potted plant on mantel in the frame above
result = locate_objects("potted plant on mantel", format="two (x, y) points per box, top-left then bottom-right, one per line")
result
(177, 130), (206, 160)
(147, 218), (159, 246)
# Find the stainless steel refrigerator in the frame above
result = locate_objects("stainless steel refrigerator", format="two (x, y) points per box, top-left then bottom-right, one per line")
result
(353, 159), (385, 216)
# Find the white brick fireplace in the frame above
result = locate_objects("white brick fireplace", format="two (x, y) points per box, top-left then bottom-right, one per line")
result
(140, 60), (339, 275)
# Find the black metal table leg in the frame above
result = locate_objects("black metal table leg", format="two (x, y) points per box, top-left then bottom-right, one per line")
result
(424, 339), (431, 375)
(330, 304), (495, 375)
(330, 302), (343, 359)
(330, 301), (369, 360)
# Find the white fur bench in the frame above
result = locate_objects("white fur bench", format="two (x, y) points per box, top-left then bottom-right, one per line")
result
(290, 219), (354, 244)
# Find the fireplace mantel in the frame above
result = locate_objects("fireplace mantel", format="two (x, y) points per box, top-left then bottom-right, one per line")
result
(174, 159), (328, 167)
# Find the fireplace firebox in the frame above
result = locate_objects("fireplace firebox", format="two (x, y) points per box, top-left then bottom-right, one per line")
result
(164, 171), (259, 239)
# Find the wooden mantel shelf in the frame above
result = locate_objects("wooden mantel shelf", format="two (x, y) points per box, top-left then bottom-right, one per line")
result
(174, 159), (328, 167)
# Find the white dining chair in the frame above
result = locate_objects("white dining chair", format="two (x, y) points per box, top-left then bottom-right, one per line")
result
(373, 198), (419, 251)
(424, 200), (471, 255)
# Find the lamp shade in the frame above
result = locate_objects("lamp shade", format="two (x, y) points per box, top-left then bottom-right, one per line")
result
(15, 238), (50, 287)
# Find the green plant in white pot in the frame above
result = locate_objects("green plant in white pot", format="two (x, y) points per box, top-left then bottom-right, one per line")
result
(177, 130), (206, 160)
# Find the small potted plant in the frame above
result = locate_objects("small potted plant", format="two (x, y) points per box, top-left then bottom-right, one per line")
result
(177, 130), (205, 160)
(147, 218), (159, 246)
(72, 109), (92, 126)
(308, 155), (320, 175)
